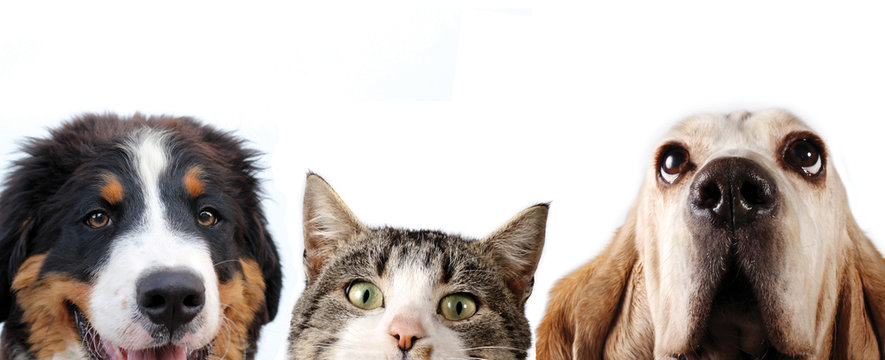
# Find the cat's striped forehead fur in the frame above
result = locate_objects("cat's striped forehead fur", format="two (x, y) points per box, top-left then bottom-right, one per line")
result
(288, 174), (547, 360)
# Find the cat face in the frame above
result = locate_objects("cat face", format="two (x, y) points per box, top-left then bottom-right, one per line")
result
(289, 174), (547, 360)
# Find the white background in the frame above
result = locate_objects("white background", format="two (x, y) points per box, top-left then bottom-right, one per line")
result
(1, 2), (883, 359)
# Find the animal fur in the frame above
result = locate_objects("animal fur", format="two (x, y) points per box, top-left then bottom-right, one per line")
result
(0, 114), (282, 360)
(537, 109), (885, 359)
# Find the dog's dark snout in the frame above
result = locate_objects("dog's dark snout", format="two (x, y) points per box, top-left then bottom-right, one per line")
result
(136, 270), (205, 333)
(690, 157), (778, 229)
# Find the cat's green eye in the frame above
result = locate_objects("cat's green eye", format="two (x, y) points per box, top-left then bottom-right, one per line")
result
(346, 281), (383, 310)
(439, 293), (477, 321)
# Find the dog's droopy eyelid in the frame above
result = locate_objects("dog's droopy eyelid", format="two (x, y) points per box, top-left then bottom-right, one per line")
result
(789, 141), (819, 166)
(662, 148), (689, 174)
(657, 143), (694, 185)
(778, 131), (827, 181)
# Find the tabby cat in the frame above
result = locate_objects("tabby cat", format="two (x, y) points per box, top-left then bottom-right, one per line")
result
(288, 174), (547, 360)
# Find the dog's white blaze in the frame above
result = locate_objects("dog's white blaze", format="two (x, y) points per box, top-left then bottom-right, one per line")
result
(330, 264), (465, 360)
(89, 130), (220, 350)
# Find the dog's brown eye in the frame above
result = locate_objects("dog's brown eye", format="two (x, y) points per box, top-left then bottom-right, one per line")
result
(86, 211), (110, 228)
(660, 147), (690, 183)
(785, 139), (822, 176)
(197, 209), (218, 227)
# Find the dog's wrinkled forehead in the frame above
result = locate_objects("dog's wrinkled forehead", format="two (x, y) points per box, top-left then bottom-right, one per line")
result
(662, 109), (814, 164)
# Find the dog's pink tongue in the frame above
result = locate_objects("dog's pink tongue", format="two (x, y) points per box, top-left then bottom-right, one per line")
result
(162, 345), (187, 360)
(116, 345), (187, 360)
(102, 341), (126, 360)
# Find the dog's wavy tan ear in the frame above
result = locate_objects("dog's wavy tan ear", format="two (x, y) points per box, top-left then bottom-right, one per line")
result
(536, 208), (639, 360)
(302, 173), (368, 282)
(834, 218), (885, 358)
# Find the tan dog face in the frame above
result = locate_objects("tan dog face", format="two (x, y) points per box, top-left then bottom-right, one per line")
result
(634, 109), (851, 356)
(537, 108), (885, 359)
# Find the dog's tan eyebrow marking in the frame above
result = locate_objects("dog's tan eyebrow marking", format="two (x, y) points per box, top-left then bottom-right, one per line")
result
(184, 166), (205, 198)
(100, 173), (124, 205)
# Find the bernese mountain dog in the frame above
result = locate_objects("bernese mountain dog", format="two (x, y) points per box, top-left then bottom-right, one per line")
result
(0, 114), (282, 360)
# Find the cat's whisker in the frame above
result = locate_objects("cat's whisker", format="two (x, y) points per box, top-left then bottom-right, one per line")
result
(460, 345), (523, 351)
(312, 342), (389, 357)
(305, 328), (340, 337)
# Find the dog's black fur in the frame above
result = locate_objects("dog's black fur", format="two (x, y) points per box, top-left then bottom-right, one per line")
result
(0, 113), (281, 359)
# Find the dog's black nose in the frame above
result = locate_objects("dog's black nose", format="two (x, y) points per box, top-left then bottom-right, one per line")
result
(136, 270), (205, 333)
(689, 157), (778, 229)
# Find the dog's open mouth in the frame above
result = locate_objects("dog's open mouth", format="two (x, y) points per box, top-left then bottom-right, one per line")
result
(73, 307), (211, 360)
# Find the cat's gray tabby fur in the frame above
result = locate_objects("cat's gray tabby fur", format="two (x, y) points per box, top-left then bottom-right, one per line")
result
(288, 174), (547, 360)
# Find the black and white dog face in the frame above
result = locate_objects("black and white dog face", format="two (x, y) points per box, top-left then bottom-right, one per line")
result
(0, 114), (281, 360)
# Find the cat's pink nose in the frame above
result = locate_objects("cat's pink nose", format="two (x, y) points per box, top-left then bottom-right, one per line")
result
(388, 315), (425, 351)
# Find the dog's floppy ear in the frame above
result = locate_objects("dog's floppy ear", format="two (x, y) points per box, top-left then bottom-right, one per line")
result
(0, 136), (64, 322)
(181, 118), (283, 325)
(302, 173), (368, 283)
(477, 204), (548, 304)
(242, 208), (282, 324)
(2, 114), (138, 322)
(0, 213), (35, 323)
(536, 207), (639, 360)
(205, 128), (283, 325)
(834, 218), (885, 357)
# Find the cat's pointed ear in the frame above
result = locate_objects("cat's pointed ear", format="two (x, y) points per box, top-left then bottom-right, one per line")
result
(303, 173), (368, 281)
(479, 203), (548, 304)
